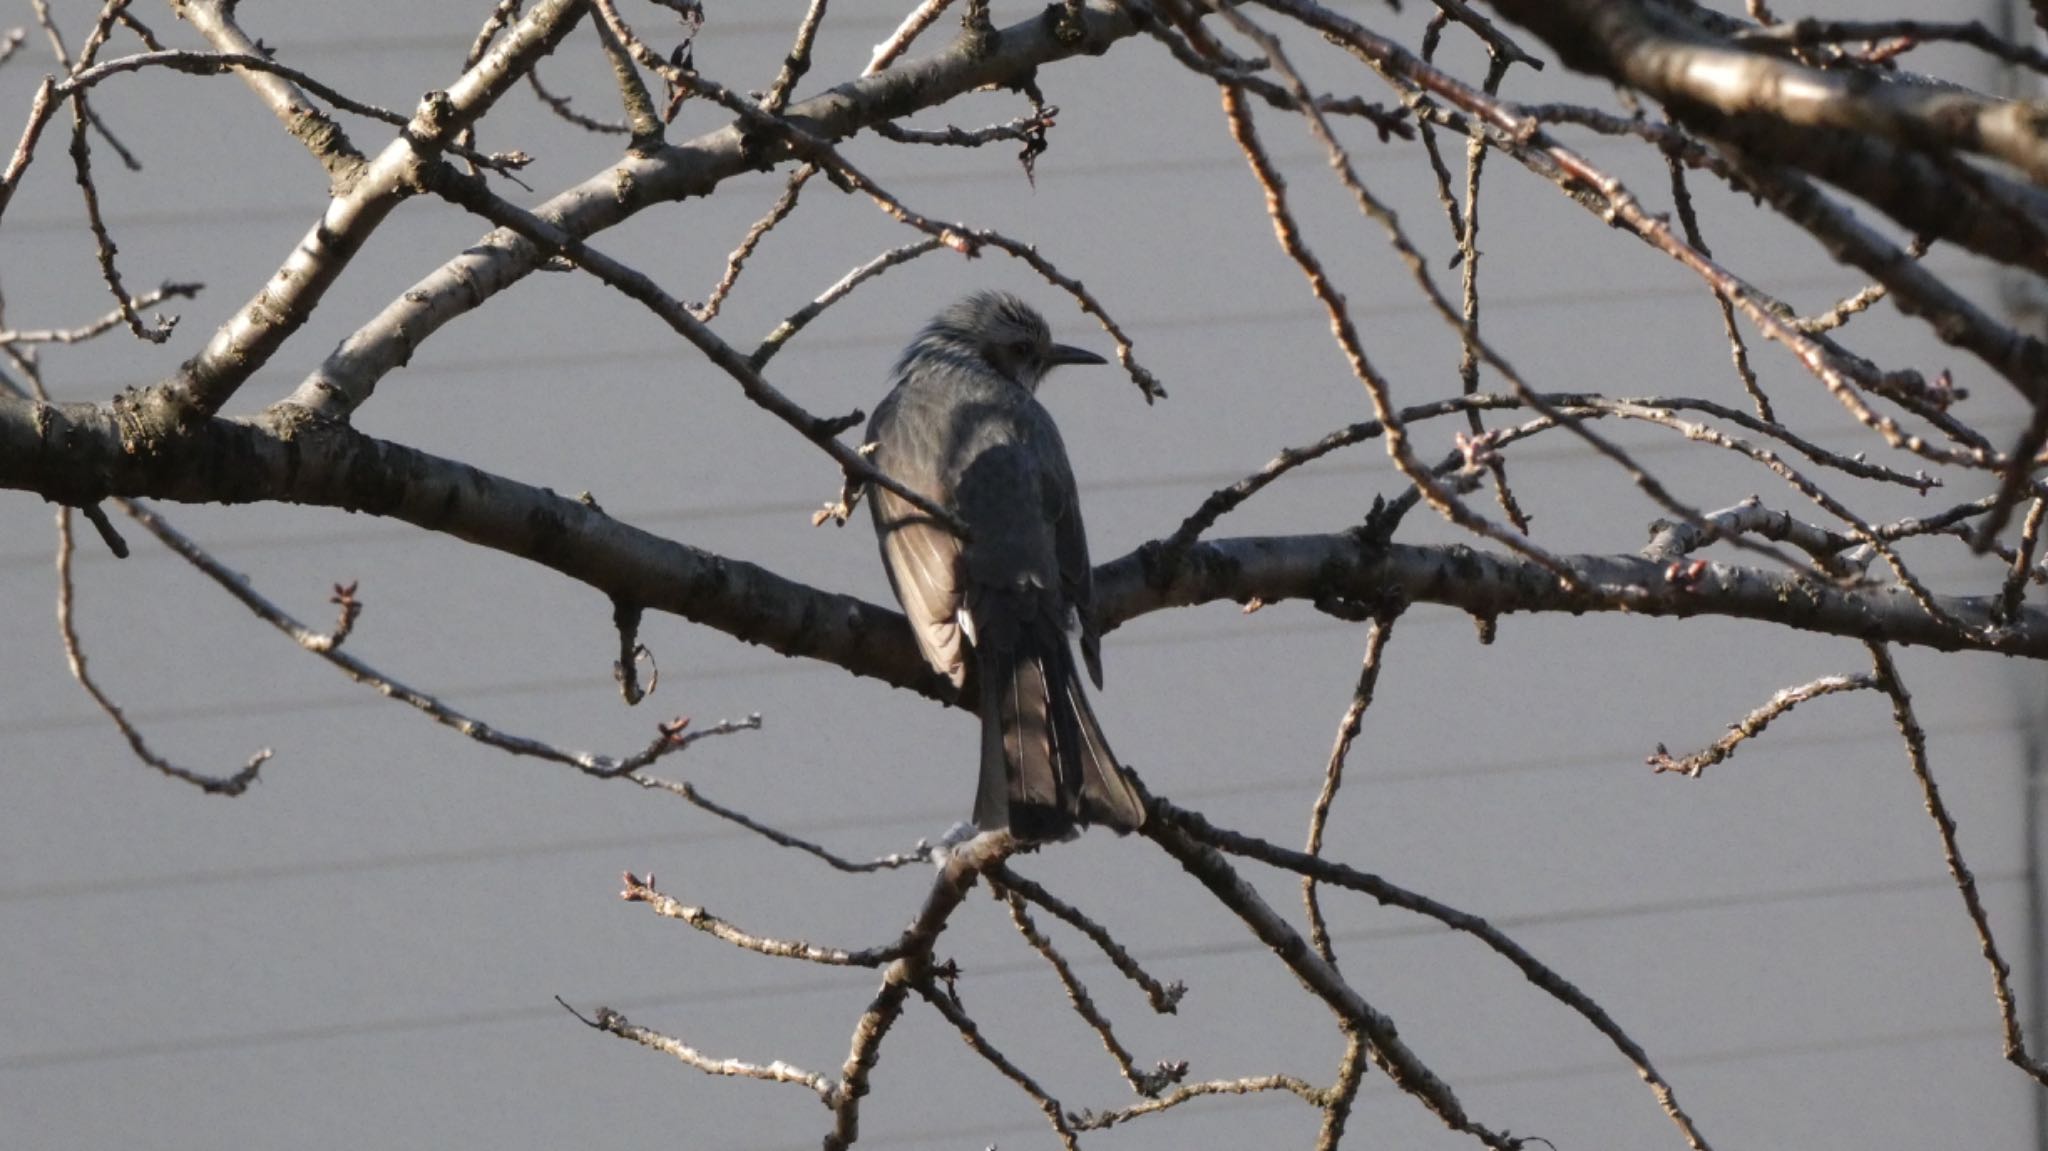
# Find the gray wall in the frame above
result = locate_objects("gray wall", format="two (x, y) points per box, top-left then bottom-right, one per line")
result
(1, 2), (2035, 1148)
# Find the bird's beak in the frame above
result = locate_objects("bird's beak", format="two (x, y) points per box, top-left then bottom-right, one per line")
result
(1047, 343), (1107, 367)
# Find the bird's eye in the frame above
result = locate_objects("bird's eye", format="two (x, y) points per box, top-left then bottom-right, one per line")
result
(1009, 339), (1034, 358)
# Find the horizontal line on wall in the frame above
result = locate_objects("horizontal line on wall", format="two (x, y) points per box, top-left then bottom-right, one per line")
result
(0, 868), (2009, 1072)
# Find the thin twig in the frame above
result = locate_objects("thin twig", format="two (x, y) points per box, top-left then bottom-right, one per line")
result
(1867, 642), (2048, 1086)
(56, 48), (531, 174)
(1317, 1031), (1369, 1151)
(1456, 53), (1532, 532)
(31, 0), (138, 167)
(1793, 237), (1933, 334)
(752, 237), (945, 372)
(990, 863), (1186, 1014)
(0, 281), (200, 346)
(1070, 1074), (1326, 1130)
(416, 160), (967, 538)
(0, 76), (57, 224)
(1664, 144), (1772, 421)
(121, 501), (738, 778)
(762, 0), (830, 114)
(560, 998), (837, 1099)
(993, 885), (1184, 1096)
(1157, 797), (1716, 1151)
(1996, 495), (2048, 626)
(624, 772), (934, 872)
(593, 1), (1170, 402)
(697, 165), (815, 323)
(1647, 673), (1880, 777)
(871, 107), (1056, 148)
(1305, 612), (1400, 965)
(66, 89), (172, 343)
(52, 507), (269, 794)
(621, 871), (906, 966)
(1216, 76), (1570, 583)
(526, 64), (631, 134)
(916, 977), (1082, 1150)
(1142, 794), (1519, 1148)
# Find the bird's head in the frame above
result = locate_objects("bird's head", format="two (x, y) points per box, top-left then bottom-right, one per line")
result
(907, 291), (1106, 392)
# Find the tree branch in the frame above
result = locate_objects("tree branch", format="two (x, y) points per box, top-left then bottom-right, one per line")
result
(288, 0), (1144, 420)
(9, 392), (2048, 701)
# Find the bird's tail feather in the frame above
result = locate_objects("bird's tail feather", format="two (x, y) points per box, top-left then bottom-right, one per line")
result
(1061, 658), (1146, 831)
(976, 620), (1145, 839)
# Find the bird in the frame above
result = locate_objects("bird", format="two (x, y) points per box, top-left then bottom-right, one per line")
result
(865, 291), (1146, 840)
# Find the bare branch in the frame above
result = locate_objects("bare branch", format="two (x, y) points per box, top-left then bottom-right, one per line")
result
(871, 107), (1056, 149)
(0, 281), (201, 347)
(916, 977), (1082, 1149)
(0, 75), (57, 224)
(170, 0), (368, 181)
(865, 0), (956, 76)
(696, 165), (814, 323)
(621, 871), (906, 966)
(1647, 672), (1879, 777)
(1070, 1074), (1325, 1130)
(1664, 146), (1772, 421)
(161, 0), (587, 418)
(990, 864), (1186, 1014)
(1736, 18), (2048, 78)
(414, 159), (965, 538)
(1317, 1031), (1369, 1151)
(562, 998), (837, 1100)
(826, 832), (1017, 1150)
(1143, 794), (1518, 1148)
(752, 237), (946, 372)
(65, 92), (174, 343)
(52, 507), (269, 795)
(993, 885), (1185, 1097)
(288, 2), (1152, 419)
(10, 397), (2048, 678)
(1156, 798), (1716, 1151)
(526, 64), (631, 136)
(1867, 643), (2048, 1086)
(1640, 497), (1856, 572)
(1305, 611), (1400, 965)
(1215, 75), (1568, 582)
(1997, 496), (2048, 626)
(762, 0), (830, 115)
(622, 774), (933, 873)
(119, 499), (737, 779)
(591, 9), (662, 141)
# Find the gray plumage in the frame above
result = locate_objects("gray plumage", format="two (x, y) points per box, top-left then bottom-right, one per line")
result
(866, 292), (1146, 839)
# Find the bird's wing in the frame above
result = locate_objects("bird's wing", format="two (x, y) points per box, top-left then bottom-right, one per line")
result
(868, 388), (969, 688)
(1031, 407), (1104, 689)
(874, 488), (968, 688)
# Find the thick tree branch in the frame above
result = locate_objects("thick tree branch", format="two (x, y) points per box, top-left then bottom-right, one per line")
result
(10, 392), (2047, 733)
(289, 0), (1144, 419)
(151, 0), (585, 421)
(1481, 0), (2048, 285)
(168, 0), (369, 183)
